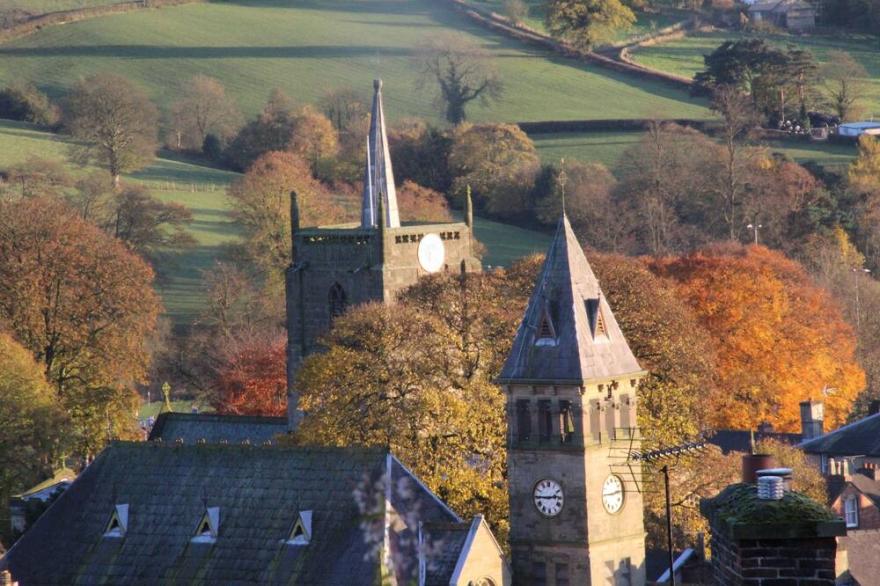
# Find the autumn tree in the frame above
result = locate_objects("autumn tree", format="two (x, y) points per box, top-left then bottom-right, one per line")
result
(227, 151), (342, 291)
(64, 73), (159, 188)
(0, 333), (70, 533)
(389, 121), (453, 194)
(848, 135), (880, 194)
(224, 88), (298, 171)
(397, 180), (453, 223)
(169, 74), (243, 151)
(107, 184), (195, 256)
(210, 331), (287, 416)
(448, 123), (540, 219)
(821, 51), (869, 121)
(0, 197), (161, 455)
(2, 157), (71, 199)
(545, 0), (636, 50)
(648, 244), (865, 432)
(287, 105), (340, 170)
(67, 171), (113, 223)
(534, 160), (622, 251)
(294, 302), (509, 540)
(0, 82), (59, 126)
(415, 34), (503, 125)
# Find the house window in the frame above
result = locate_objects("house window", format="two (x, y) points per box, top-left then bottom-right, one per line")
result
(559, 400), (574, 444)
(845, 496), (859, 528)
(555, 562), (570, 586)
(192, 507), (220, 543)
(329, 283), (347, 318)
(538, 400), (552, 443)
(516, 400), (532, 442)
(287, 510), (312, 545)
(531, 561), (547, 586)
(104, 504), (129, 538)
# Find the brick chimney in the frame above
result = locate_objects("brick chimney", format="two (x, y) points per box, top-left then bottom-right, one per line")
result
(701, 481), (847, 585)
(800, 400), (824, 441)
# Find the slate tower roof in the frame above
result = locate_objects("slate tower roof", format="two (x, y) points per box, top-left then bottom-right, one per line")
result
(498, 215), (643, 384)
(360, 79), (400, 229)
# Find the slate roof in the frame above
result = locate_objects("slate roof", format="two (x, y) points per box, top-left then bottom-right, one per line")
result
(2, 442), (462, 585)
(360, 79), (400, 229)
(498, 214), (644, 384)
(423, 522), (471, 586)
(799, 412), (880, 456)
(147, 412), (288, 444)
(707, 429), (802, 454)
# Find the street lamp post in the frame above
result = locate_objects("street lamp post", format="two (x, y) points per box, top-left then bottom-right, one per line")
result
(746, 223), (763, 245)
(852, 267), (871, 330)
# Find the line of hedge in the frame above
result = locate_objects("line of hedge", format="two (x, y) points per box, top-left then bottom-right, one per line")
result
(0, 0), (203, 43)
(517, 118), (719, 134)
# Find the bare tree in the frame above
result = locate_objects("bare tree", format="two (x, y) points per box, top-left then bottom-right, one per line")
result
(821, 50), (869, 122)
(169, 75), (243, 151)
(64, 73), (159, 188)
(711, 86), (760, 240)
(414, 34), (503, 125)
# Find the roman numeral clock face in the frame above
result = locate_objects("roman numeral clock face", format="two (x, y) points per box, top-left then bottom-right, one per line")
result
(533, 479), (564, 517)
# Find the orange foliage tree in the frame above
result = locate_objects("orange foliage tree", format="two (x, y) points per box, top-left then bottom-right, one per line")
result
(648, 244), (865, 431)
(211, 332), (287, 417)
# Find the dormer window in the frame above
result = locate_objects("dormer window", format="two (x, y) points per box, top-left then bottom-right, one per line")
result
(536, 304), (557, 346)
(192, 507), (220, 543)
(586, 299), (608, 340)
(287, 510), (312, 545)
(104, 504), (129, 538)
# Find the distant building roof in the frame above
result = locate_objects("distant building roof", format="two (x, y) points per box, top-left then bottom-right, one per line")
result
(707, 429), (802, 454)
(748, 0), (813, 12)
(799, 413), (880, 456)
(1, 442), (467, 585)
(147, 411), (287, 444)
(15, 468), (76, 501)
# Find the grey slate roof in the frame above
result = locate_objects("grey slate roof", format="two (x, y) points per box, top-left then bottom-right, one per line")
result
(147, 412), (288, 444)
(2, 442), (461, 585)
(498, 215), (643, 384)
(423, 522), (470, 586)
(360, 79), (400, 229)
(799, 412), (880, 456)
(707, 429), (802, 454)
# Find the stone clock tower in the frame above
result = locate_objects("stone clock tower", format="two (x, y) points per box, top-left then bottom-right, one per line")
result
(285, 80), (481, 429)
(498, 215), (647, 586)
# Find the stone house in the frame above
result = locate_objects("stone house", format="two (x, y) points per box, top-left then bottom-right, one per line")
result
(747, 0), (816, 32)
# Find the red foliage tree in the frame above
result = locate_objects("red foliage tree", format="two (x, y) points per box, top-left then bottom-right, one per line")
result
(212, 333), (287, 416)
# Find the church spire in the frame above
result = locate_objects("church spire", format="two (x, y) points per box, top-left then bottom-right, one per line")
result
(360, 79), (400, 229)
(498, 215), (643, 384)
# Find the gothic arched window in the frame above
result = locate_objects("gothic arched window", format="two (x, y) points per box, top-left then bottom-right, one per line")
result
(329, 283), (347, 318)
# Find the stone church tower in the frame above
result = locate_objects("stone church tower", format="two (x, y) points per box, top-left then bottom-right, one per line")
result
(498, 215), (647, 586)
(285, 79), (481, 429)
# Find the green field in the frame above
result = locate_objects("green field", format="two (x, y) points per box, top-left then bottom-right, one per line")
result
(0, 0), (709, 123)
(1, 0), (122, 15)
(531, 128), (857, 172)
(0, 119), (550, 323)
(630, 30), (880, 116)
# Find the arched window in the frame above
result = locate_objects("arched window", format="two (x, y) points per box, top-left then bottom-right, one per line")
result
(329, 283), (347, 318)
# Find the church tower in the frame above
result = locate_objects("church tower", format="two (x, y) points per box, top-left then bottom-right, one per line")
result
(498, 215), (647, 586)
(285, 79), (481, 429)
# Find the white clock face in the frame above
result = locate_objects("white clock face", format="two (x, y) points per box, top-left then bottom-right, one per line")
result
(533, 479), (564, 517)
(417, 233), (445, 273)
(602, 475), (625, 514)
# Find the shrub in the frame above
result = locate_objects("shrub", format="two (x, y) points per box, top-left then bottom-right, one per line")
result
(0, 83), (58, 126)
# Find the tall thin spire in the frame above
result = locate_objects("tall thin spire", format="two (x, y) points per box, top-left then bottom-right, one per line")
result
(360, 79), (400, 229)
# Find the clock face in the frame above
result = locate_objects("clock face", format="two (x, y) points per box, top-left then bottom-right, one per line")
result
(533, 479), (564, 517)
(602, 475), (625, 514)
(417, 233), (445, 273)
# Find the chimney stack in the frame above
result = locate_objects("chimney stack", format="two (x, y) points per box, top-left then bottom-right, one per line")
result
(800, 399), (824, 441)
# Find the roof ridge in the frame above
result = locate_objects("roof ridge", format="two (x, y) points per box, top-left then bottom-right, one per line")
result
(799, 412), (880, 450)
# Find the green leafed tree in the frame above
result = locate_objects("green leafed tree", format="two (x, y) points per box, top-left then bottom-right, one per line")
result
(544, 0), (636, 50)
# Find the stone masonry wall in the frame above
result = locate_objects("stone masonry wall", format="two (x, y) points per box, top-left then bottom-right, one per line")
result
(710, 526), (837, 586)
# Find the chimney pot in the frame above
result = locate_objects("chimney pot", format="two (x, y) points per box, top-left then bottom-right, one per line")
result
(800, 400), (824, 440)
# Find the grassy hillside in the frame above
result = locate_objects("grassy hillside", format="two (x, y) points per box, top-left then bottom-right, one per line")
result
(0, 0), (709, 123)
(531, 129), (857, 172)
(0, 120), (550, 323)
(1, 0), (122, 15)
(630, 31), (880, 116)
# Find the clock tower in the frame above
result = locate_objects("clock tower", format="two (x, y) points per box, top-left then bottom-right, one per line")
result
(498, 215), (647, 586)
(285, 79), (481, 429)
